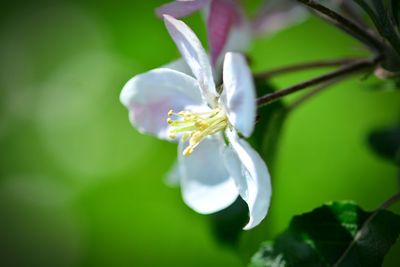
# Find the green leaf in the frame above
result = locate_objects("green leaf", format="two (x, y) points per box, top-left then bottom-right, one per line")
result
(250, 78), (287, 169)
(367, 124), (400, 187)
(209, 198), (248, 247)
(368, 125), (400, 163)
(249, 201), (400, 267)
(390, 0), (400, 28)
(396, 150), (400, 186)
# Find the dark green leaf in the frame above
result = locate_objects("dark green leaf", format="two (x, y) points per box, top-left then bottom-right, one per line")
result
(396, 150), (400, 185)
(390, 0), (400, 27)
(368, 125), (400, 163)
(396, 78), (400, 89)
(250, 78), (287, 169)
(209, 198), (248, 247)
(249, 201), (400, 267)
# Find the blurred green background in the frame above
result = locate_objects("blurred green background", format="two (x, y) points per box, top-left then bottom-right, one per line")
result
(0, 1), (399, 266)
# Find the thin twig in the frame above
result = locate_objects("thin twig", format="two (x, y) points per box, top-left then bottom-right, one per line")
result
(286, 79), (339, 112)
(338, 0), (369, 28)
(333, 191), (400, 267)
(255, 58), (362, 79)
(257, 58), (379, 107)
(378, 191), (400, 210)
(296, 0), (384, 52)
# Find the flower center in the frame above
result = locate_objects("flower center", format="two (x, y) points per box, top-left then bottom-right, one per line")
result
(167, 107), (228, 156)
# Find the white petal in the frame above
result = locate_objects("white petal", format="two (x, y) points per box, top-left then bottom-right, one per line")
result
(224, 130), (271, 230)
(162, 58), (193, 76)
(163, 15), (218, 105)
(120, 68), (204, 140)
(178, 136), (239, 214)
(155, 0), (209, 19)
(221, 53), (256, 137)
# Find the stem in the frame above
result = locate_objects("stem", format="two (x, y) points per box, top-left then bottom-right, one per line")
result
(255, 58), (362, 79)
(333, 191), (400, 267)
(296, 0), (384, 52)
(257, 58), (379, 107)
(379, 191), (400, 210)
(286, 79), (339, 112)
(339, 0), (369, 28)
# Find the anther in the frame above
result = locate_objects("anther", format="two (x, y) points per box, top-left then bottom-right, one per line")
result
(166, 107), (227, 156)
(183, 146), (193, 156)
(182, 133), (191, 142)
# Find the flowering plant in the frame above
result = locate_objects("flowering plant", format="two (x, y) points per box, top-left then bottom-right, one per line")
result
(120, 0), (400, 265)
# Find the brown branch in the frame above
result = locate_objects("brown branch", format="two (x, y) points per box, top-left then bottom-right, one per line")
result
(296, 0), (384, 52)
(257, 58), (379, 107)
(286, 79), (339, 112)
(255, 58), (362, 79)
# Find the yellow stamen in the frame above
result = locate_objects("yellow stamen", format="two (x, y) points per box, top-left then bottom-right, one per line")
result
(167, 107), (228, 156)
(183, 146), (193, 156)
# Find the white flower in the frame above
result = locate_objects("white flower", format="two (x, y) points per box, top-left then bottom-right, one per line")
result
(120, 15), (271, 230)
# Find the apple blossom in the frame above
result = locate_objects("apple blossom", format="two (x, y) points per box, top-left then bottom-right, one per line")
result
(120, 15), (271, 230)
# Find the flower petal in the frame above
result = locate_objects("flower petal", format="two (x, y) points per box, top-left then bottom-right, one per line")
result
(156, 0), (210, 19)
(220, 52), (256, 137)
(120, 68), (204, 140)
(207, 0), (241, 66)
(224, 130), (272, 230)
(178, 136), (239, 214)
(163, 15), (218, 105)
(251, 0), (308, 36)
(162, 58), (193, 76)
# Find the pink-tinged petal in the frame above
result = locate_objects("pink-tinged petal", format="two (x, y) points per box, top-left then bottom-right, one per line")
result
(220, 53), (256, 137)
(224, 130), (272, 230)
(163, 15), (218, 105)
(207, 0), (241, 65)
(212, 20), (252, 79)
(156, 0), (210, 18)
(216, 19), (251, 66)
(178, 136), (239, 214)
(120, 68), (205, 140)
(252, 0), (308, 36)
